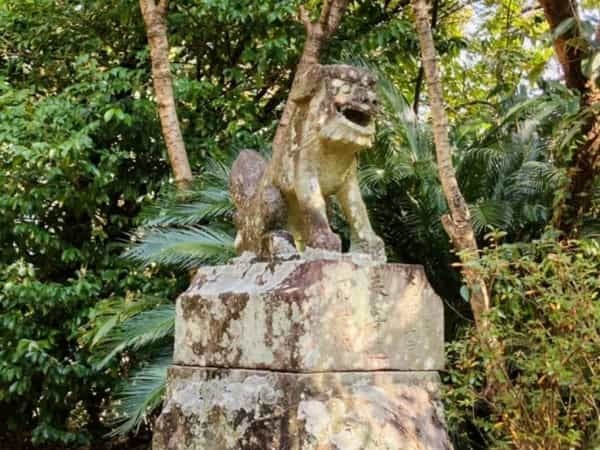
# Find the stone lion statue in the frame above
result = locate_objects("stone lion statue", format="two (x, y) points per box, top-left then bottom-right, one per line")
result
(230, 64), (385, 260)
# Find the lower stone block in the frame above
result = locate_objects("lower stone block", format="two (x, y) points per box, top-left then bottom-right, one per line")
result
(153, 367), (453, 450)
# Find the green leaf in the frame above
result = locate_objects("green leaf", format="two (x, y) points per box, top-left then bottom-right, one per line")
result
(584, 51), (600, 79)
(104, 354), (170, 437)
(103, 109), (114, 122)
(123, 226), (235, 270)
(459, 285), (470, 302)
(92, 303), (175, 370)
(552, 17), (576, 40)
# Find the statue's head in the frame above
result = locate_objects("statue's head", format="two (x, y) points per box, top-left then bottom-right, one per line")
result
(292, 64), (378, 150)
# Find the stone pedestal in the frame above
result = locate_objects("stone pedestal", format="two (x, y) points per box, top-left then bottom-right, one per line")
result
(153, 255), (453, 450)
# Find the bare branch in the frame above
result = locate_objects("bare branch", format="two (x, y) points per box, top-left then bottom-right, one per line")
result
(319, 0), (332, 26)
(324, 0), (349, 36)
(298, 5), (312, 30)
(157, 0), (169, 15)
(271, 0), (349, 179)
(538, 0), (587, 92)
(139, 0), (193, 190)
(412, 0), (490, 328)
(413, 0), (439, 114)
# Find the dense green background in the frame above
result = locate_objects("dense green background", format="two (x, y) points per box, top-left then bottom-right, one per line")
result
(0, 0), (597, 448)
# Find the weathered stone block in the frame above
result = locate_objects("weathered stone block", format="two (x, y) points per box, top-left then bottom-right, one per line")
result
(153, 367), (453, 450)
(174, 255), (444, 371)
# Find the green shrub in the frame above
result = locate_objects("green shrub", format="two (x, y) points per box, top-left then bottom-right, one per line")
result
(0, 54), (182, 445)
(445, 236), (600, 450)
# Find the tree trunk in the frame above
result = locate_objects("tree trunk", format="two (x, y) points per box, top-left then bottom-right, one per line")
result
(413, 0), (439, 115)
(539, 0), (600, 235)
(140, 0), (193, 191)
(411, 0), (490, 329)
(538, 0), (587, 92)
(271, 0), (350, 159)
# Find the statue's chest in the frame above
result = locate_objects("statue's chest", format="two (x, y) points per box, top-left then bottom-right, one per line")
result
(317, 150), (355, 195)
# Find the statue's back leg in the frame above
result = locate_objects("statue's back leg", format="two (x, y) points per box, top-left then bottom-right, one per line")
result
(230, 150), (296, 258)
(230, 150), (269, 255)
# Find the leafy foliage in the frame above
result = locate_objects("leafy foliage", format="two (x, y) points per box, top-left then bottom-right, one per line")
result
(124, 227), (235, 270)
(0, 2), (184, 444)
(103, 356), (171, 438)
(91, 303), (175, 370)
(1, 0), (597, 448)
(359, 72), (563, 323)
(445, 237), (600, 450)
(124, 157), (236, 270)
(0, 259), (180, 445)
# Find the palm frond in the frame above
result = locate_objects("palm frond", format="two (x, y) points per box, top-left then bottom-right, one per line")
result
(377, 75), (430, 160)
(505, 161), (563, 199)
(469, 200), (514, 234)
(93, 303), (175, 369)
(123, 226), (235, 270)
(359, 155), (416, 193)
(359, 164), (387, 194)
(80, 296), (165, 349)
(138, 152), (233, 227)
(144, 188), (233, 227)
(202, 156), (232, 188)
(104, 354), (170, 437)
(520, 203), (551, 224)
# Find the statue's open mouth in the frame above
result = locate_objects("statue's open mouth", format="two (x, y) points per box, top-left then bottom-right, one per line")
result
(337, 104), (372, 128)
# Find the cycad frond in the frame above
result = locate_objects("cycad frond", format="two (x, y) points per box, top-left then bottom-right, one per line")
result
(144, 188), (233, 227)
(378, 75), (428, 159)
(359, 164), (387, 194)
(203, 156), (232, 188)
(93, 303), (175, 369)
(469, 200), (514, 234)
(520, 203), (551, 224)
(138, 153), (233, 228)
(104, 353), (170, 437)
(124, 226), (235, 270)
(505, 161), (563, 199)
(80, 296), (165, 349)
(359, 154), (416, 193)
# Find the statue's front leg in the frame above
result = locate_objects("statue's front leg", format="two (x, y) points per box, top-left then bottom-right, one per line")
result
(294, 165), (341, 252)
(337, 163), (385, 260)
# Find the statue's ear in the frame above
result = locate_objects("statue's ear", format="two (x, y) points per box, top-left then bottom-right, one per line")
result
(291, 65), (323, 103)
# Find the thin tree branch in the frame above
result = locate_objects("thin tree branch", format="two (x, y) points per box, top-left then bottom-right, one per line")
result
(319, 0), (333, 27)
(272, 0), (349, 157)
(139, 0), (193, 190)
(298, 5), (312, 30)
(324, 0), (349, 36)
(412, 0), (490, 328)
(413, 68), (425, 114)
(413, 0), (439, 115)
(157, 0), (168, 15)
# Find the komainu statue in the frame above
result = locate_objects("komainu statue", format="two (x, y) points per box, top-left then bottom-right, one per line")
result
(230, 64), (385, 260)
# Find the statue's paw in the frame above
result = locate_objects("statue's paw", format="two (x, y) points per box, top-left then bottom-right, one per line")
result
(262, 230), (299, 261)
(308, 231), (342, 253)
(353, 235), (386, 262)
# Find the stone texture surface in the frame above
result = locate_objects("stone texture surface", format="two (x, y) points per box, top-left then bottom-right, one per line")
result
(174, 255), (444, 371)
(153, 367), (453, 450)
